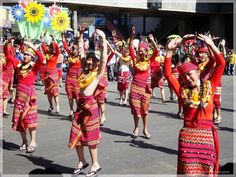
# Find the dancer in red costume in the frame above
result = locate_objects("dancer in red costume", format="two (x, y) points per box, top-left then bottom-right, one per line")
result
(150, 51), (166, 102)
(129, 26), (159, 139)
(68, 29), (108, 177)
(94, 43), (115, 126)
(2, 37), (15, 117)
(164, 34), (225, 175)
(62, 29), (83, 119)
(4, 39), (44, 153)
(115, 42), (132, 105)
(41, 33), (60, 113)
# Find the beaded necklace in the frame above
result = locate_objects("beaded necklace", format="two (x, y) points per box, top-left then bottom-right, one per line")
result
(45, 53), (53, 60)
(78, 70), (97, 89)
(121, 56), (131, 62)
(17, 61), (34, 78)
(181, 80), (212, 109)
(135, 57), (150, 71)
(68, 55), (79, 63)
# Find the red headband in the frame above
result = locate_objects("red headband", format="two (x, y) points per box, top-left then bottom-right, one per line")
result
(197, 47), (209, 54)
(139, 42), (149, 50)
(177, 62), (199, 76)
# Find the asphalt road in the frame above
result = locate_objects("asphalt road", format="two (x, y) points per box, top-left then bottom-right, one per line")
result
(1, 75), (235, 176)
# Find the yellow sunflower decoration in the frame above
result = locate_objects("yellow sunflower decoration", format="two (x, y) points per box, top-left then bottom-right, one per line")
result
(25, 1), (45, 23)
(51, 11), (70, 32)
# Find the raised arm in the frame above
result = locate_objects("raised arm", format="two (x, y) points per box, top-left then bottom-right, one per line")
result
(96, 29), (108, 80)
(163, 37), (182, 97)
(106, 43), (115, 65)
(3, 41), (19, 67)
(41, 31), (49, 54)
(129, 26), (136, 64)
(219, 39), (227, 58)
(61, 33), (70, 55)
(24, 41), (44, 72)
(148, 34), (159, 63)
(77, 27), (86, 59)
(50, 34), (60, 56)
(197, 34), (225, 92)
(200, 45), (216, 80)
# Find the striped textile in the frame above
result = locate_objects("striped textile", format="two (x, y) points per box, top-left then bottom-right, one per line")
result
(12, 83), (38, 132)
(57, 63), (63, 78)
(44, 69), (59, 96)
(2, 64), (15, 99)
(151, 69), (164, 89)
(65, 68), (81, 99)
(129, 77), (151, 117)
(68, 95), (101, 148)
(8, 65), (14, 91)
(168, 67), (179, 89)
(39, 64), (47, 81)
(213, 86), (222, 109)
(213, 94), (221, 110)
(117, 71), (130, 92)
(177, 126), (217, 176)
(94, 75), (109, 104)
(2, 73), (10, 99)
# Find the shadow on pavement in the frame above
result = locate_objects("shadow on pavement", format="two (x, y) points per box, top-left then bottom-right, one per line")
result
(18, 154), (74, 174)
(29, 167), (63, 177)
(59, 92), (67, 96)
(2, 140), (19, 151)
(219, 162), (235, 175)
(106, 101), (130, 108)
(37, 109), (67, 119)
(149, 110), (182, 120)
(107, 90), (119, 94)
(100, 127), (130, 137)
(220, 107), (235, 112)
(114, 139), (178, 155)
(217, 126), (235, 132)
(47, 116), (71, 122)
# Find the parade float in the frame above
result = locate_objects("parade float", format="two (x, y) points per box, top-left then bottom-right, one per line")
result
(11, 0), (71, 42)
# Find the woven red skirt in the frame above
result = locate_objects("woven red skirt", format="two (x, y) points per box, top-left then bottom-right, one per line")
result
(151, 69), (164, 89)
(129, 77), (151, 117)
(94, 76), (108, 104)
(117, 71), (130, 91)
(177, 127), (217, 176)
(12, 83), (38, 132)
(65, 68), (81, 99)
(44, 69), (59, 97)
(68, 95), (101, 148)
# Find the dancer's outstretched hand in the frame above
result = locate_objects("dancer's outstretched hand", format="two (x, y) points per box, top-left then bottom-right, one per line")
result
(95, 29), (106, 40)
(167, 37), (182, 51)
(197, 34), (214, 46)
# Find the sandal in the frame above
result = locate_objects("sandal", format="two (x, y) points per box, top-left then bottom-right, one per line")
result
(55, 107), (60, 114)
(100, 118), (106, 126)
(68, 113), (73, 119)
(131, 131), (138, 139)
(85, 167), (102, 177)
(3, 112), (10, 117)
(143, 131), (151, 139)
(26, 144), (38, 153)
(48, 107), (53, 113)
(214, 117), (222, 125)
(19, 144), (27, 151)
(123, 100), (128, 106)
(73, 163), (89, 175)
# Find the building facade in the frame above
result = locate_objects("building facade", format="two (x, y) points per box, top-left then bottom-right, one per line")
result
(1, 0), (234, 47)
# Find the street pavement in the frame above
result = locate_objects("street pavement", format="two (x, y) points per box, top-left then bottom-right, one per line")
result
(1, 75), (235, 176)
